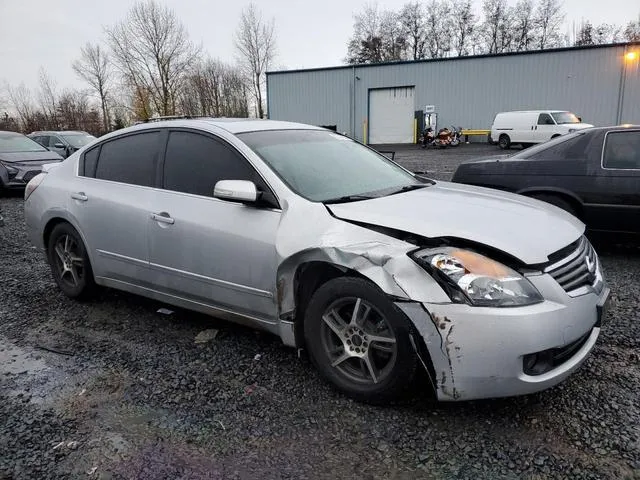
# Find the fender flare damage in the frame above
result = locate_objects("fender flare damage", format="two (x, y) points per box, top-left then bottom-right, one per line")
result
(275, 240), (458, 399)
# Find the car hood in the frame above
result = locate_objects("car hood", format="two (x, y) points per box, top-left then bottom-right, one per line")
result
(0, 151), (64, 164)
(326, 182), (584, 265)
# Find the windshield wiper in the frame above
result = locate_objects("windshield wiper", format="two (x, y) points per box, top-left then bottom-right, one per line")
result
(323, 194), (376, 204)
(385, 184), (430, 196)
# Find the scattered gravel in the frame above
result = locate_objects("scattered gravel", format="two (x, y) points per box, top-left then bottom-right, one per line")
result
(1, 144), (639, 479)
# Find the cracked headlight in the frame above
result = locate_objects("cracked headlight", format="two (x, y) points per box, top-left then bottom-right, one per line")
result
(411, 248), (543, 307)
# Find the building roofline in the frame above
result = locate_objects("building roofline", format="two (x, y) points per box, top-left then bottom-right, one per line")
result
(266, 41), (640, 76)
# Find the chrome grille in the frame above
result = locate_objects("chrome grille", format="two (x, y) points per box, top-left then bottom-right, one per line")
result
(546, 237), (598, 293)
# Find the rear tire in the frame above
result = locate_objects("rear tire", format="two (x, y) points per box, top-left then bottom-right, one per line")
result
(498, 134), (511, 150)
(303, 277), (418, 404)
(529, 193), (578, 218)
(47, 223), (96, 299)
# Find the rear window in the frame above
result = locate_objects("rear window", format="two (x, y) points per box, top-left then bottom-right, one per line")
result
(94, 132), (159, 187)
(525, 132), (592, 161)
(603, 131), (640, 170)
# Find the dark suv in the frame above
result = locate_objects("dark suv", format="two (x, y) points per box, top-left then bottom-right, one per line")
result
(28, 131), (96, 159)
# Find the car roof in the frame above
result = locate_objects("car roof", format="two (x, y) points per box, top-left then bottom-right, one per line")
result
(497, 110), (567, 114)
(127, 118), (324, 135)
(0, 131), (31, 139)
(29, 130), (90, 135)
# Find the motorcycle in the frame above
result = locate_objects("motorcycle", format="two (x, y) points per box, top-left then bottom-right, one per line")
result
(420, 126), (452, 148)
(449, 126), (463, 147)
(434, 127), (452, 148)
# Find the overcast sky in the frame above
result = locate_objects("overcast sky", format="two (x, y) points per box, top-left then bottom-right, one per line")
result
(0, 0), (638, 97)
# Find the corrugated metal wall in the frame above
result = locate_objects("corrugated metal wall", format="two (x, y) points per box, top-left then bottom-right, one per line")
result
(267, 44), (640, 143)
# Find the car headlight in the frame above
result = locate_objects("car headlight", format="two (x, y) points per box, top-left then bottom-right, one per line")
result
(410, 247), (543, 307)
(0, 161), (19, 174)
(568, 129), (576, 133)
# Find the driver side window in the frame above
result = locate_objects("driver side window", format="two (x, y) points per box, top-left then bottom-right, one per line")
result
(162, 130), (278, 207)
(538, 114), (555, 126)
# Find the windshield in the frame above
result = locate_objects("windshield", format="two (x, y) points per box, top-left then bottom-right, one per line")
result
(0, 133), (48, 153)
(61, 133), (96, 148)
(551, 112), (580, 124)
(238, 130), (423, 202)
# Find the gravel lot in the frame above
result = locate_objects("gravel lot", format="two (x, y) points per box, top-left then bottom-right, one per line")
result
(1, 144), (639, 480)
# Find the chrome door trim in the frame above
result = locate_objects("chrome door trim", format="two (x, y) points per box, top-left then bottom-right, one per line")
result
(96, 249), (149, 267)
(148, 262), (274, 299)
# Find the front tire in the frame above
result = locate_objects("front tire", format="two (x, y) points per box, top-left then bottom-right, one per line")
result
(47, 223), (95, 299)
(303, 277), (418, 404)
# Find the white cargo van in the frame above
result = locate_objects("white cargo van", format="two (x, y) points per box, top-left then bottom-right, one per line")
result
(490, 110), (593, 149)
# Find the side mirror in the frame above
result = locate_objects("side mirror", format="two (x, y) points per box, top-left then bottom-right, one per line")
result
(577, 117), (582, 122)
(213, 180), (259, 203)
(54, 142), (65, 149)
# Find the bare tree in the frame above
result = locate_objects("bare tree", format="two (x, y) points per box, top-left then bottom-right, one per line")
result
(481, 0), (515, 53)
(451, 0), (477, 56)
(106, 0), (200, 118)
(399, 2), (426, 60)
(180, 58), (249, 118)
(535, 0), (565, 49)
(38, 68), (59, 129)
(7, 83), (36, 131)
(574, 20), (624, 46)
(379, 11), (407, 60)
(346, 3), (406, 64)
(346, 5), (385, 64)
(73, 43), (111, 132)
(593, 23), (623, 44)
(513, 0), (537, 51)
(424, 0), (453, 58)
(235, 3), (276, 119)
(624, 14), (640, 41)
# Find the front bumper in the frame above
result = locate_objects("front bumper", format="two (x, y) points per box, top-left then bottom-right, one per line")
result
(397, 273), (610, 401)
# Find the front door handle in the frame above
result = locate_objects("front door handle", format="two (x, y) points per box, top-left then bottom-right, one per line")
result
(71, 192), (88, 202)
(151, 212), (175, 225)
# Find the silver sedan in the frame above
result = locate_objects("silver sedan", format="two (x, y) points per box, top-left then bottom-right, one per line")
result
(24, 118), (610, 403)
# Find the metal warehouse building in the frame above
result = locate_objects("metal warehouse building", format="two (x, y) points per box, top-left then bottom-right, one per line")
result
(266, 42), (640, 144)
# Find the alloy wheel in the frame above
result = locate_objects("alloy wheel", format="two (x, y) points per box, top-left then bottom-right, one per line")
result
(320, 297), (398, 385)
(52, 234), (85, 288)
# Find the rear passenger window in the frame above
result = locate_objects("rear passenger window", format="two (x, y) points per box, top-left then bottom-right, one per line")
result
(82, 146), (99, 177)
(163, 131), (256, 197)
(603, 131), (640, 170)
(94, 132), (160, 187)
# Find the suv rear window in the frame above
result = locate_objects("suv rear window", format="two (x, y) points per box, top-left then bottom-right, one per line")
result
(603, 131), (640, 170)
(94, 132), (160, 187)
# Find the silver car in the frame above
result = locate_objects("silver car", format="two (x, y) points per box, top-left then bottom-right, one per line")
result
(24, 119), (610, 403)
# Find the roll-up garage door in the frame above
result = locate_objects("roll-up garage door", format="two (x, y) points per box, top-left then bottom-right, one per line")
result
(368, 87), (415, 144)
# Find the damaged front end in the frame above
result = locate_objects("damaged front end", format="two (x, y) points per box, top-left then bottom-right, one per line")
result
(273, 192), (602, 403)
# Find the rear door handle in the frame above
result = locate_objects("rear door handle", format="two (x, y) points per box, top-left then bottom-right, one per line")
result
(71, 192), (88, 202)
(151, 212), (175, 225)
